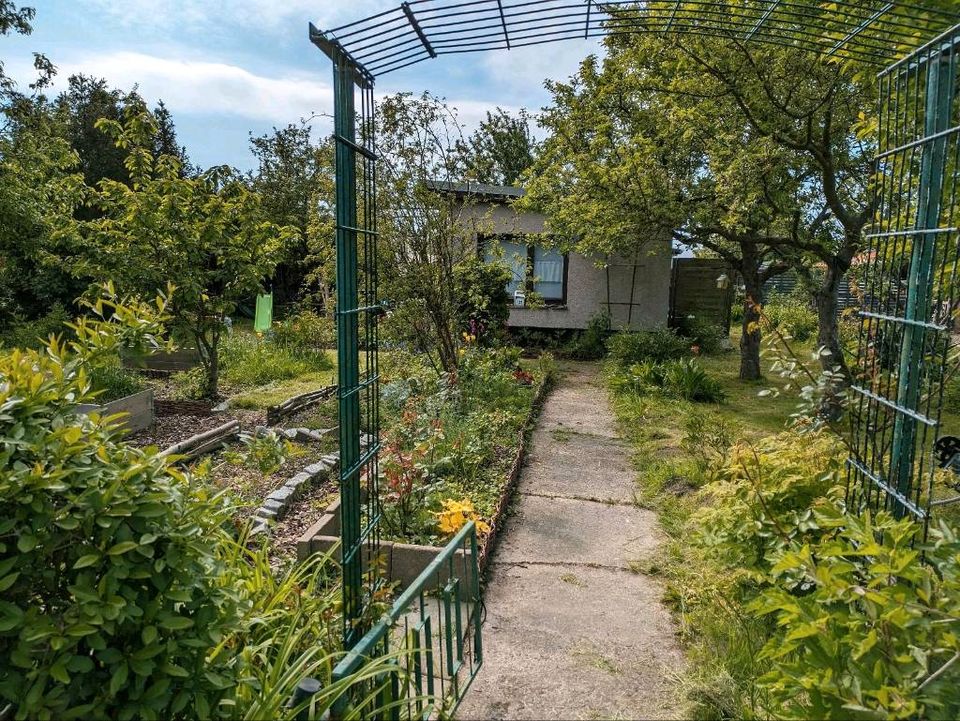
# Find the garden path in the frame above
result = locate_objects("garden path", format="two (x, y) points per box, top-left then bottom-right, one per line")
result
(457, 362), (685, 720)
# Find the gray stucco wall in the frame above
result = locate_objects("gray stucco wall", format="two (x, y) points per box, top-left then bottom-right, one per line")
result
(457, 200), (671, 331)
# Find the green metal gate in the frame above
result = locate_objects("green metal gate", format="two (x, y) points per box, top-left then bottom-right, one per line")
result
(848, 24), (960, 529)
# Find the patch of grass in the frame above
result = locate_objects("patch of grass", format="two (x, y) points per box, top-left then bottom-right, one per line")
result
(230, 371), (336, 410)
(606, 333), (811, 718)
(550, 427), (574, 443)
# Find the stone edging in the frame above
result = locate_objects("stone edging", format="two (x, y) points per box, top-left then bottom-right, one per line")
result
(250, 451), (341, 537)
(477, 375), (554, 573)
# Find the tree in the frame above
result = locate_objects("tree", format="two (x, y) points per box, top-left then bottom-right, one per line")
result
(72, 104), (296, 397)
(248, 122), (335, 309)
(0, 100), (85, 330)
(0, 2), (54, 98)
(152, 100), (193, 175)
(524, 43), (817, 379)
(54, 75), (133, 195)
(604, 17), (878, 378)
(458, 107), (537, 186)
(377, 92), (492, 373)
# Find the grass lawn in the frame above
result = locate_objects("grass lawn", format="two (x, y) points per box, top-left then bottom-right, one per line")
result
(230, 367), (336, 409)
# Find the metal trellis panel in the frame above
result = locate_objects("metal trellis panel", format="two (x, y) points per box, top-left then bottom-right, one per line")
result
(311, 26), (383, 650)
(847, 24), (960, 530)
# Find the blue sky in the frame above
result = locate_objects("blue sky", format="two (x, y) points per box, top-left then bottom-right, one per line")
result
(6, 1), (600, 171)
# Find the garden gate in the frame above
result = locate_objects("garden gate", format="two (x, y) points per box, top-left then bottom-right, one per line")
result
(847, 25), (960, 533)
(309, 1), (960, 715)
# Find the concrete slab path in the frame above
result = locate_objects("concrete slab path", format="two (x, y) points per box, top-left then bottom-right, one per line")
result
(457, 363), (685, 721)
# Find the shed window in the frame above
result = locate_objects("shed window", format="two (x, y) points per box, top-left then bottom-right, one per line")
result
(481, 234), (567, 305)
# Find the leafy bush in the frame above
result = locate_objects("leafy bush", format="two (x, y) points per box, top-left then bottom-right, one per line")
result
(763, 293), (818, 343)
(0, 290), (394, 720)
(453, 256), (511, 344)
(681, 411), (736, 473)
(0, 294), (248, 719)
(0, 304), (72, 350)
(609, 326), (691, 366)
(224, 430), (302, 475)
(618, 358), (725, 403)
(87, 359), (146, 402)
(676, 315), (726, 355)
(663, 358), (726, 402)
(271, 309), (334, 353)
(563, 312), (611, 360)
(752, 509), (960, 720)
(170, 366), (209, 401)
(219, 332), (333, 390)
(695, 430), (844, 576)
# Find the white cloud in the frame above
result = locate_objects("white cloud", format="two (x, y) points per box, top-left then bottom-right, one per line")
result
(53, 51), (334, 124)
(481, 39), (602, 102)
(83, 0), (398, 36)
(42, 50), (511, 136)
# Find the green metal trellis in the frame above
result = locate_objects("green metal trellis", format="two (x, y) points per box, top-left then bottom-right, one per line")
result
(309, 0), (960, 714)
(848, 25), (960, 529)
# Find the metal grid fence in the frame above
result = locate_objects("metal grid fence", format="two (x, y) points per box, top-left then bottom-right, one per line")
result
(847, 25), (960, 530)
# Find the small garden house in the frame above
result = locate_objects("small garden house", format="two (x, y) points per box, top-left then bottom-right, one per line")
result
(429, 180), (672, 331)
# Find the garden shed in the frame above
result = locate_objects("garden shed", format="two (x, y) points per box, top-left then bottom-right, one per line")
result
(429, 180), (673, 330)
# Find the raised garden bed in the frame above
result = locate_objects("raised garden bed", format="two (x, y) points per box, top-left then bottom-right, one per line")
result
(296, 375), (553, 588)
(78, 388), (154, 433)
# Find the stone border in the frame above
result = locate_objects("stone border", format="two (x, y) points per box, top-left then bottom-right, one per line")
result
(477, 376), (553, 572)
(295, 376), (553, 586)
(250, 452), (341, 537)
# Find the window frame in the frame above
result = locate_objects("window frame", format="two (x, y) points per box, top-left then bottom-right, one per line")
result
(479, 233), (569, 307)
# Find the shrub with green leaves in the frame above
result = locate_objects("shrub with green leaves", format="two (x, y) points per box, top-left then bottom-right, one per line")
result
(618, 357), (725, 403)
(608, 326), (692, 366)
(695, 430), (845, 577)
(763, 293), (818, 343)
(0, 292), (249, 719)
(752, 508), (960, 720)
(675, 315), (726, 355)
(271, 309), (334, 353)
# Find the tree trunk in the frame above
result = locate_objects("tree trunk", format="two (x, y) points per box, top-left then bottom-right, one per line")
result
(813, 258), (852, 381)
(735, 243), (767, 381)
(194, 328), (220, 399)
(740, 272), (764, 381)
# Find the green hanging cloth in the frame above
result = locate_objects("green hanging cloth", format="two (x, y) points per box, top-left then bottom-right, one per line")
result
(254, 293), (273, 333)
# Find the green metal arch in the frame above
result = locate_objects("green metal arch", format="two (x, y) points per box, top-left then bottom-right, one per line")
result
(313, 0), (960, 79)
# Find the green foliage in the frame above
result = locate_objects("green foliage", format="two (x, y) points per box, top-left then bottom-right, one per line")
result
(0, 288), (395, 719)
(564, 312), (611, 360)
(681, 411), (736, 474)
(0, 103), (85, 330)
(224, 431), (301, 476)
(695, 431), (845, 577)
(675, 315), (726, 356)
(379, 345), (544, 544)
(752, 509), (960, 720)
(763, 292), (818, 343)
(71, 103), (296, 397)
(271, 310), (335, 353)
(619, 358), (725, 403)
(457, 107), (537, 186)
(609, 327), (692, 366)
(170, 366), (208, 401)
(218, 332), (333, 391)
(0, 291), (248, 719)
(453, 256), (511, 343)
(87, 358), (146, 402)
(0, 304), (71, 350)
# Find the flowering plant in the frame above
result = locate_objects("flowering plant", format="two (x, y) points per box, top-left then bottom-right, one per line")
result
(436, 498), (491, 537)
